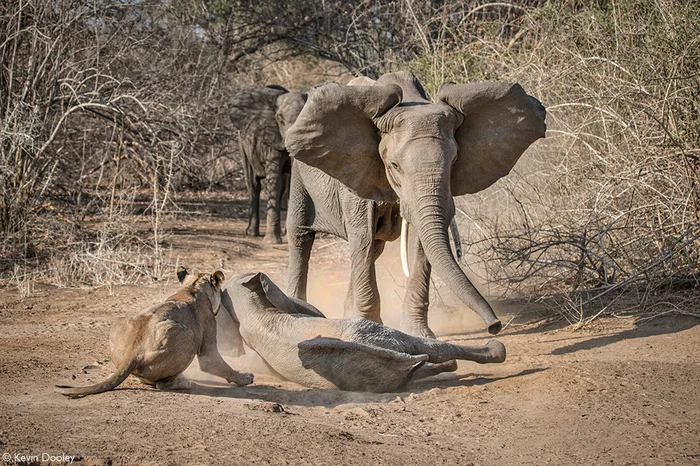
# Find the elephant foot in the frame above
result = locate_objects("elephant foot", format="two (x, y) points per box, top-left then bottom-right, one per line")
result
(482, 340), (506, 364)
(245, 228), (260, 237)
(263, 233), (283, 244)
(342, 302), (383, 324)
(345, 309), (383, 324)
(400, 319), (436, 339)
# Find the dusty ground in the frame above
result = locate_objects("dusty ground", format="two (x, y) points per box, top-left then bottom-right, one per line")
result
(1, 197), (699, 465)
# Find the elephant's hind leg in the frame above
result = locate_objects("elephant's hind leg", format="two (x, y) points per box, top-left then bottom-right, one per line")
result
(415, 338), (506, 364)
(240, 138), (262, 237)
(410, 360), (458, 381)
(262, 154), (285, 244)
(244, 173), (261, 237)
(350, 320), (505, 364)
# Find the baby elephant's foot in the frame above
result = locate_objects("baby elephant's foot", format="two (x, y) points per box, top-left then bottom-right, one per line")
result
(483, 340), (506, 364)
(411, 360), (458, 381)
(227, 371), (254, 386)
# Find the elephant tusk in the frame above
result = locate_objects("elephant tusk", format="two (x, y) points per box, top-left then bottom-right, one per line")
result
(400, 218), (409, 277)
(450, 218), (463, 261)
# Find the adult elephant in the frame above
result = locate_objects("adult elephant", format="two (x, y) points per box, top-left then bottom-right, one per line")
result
(229, 85), (307, 244)
(285, 72), (546, 338)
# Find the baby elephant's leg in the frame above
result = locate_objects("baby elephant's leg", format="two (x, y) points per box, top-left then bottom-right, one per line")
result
(412, 338), (506, 365)
(350, 319), (505, 364)
(411, 360), (458, 381)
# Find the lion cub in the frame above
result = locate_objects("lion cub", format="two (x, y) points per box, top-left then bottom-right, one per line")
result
(55, 267), (253, 397)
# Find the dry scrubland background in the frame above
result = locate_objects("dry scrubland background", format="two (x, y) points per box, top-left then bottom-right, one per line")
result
(1, 0), (698, 322)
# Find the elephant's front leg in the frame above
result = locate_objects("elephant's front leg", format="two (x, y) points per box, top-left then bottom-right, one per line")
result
(262, 155), (284, 244)
(401, 222), (435, 338)
(286, 169), (315, 301)
(345, 234), (382, 324)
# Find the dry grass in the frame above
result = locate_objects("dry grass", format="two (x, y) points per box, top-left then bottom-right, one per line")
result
(406, 0), (700, 322)
(2, 0), (698, 320)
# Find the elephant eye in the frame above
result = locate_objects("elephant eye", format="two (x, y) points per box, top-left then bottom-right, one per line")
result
(390, 161), (401, 172)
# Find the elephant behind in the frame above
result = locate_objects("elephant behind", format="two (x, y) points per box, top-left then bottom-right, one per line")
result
(285, 72), (546, 338)
(229, 85), (306, 244)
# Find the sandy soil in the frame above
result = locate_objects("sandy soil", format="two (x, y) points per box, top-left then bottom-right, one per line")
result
(1, 198), (699, 465)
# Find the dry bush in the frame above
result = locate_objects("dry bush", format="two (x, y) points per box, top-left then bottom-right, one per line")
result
(405, 0), (699, 318)
(0, 0), (247, 286)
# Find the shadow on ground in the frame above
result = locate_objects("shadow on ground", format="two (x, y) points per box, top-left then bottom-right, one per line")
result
(167, 367), (548, 409)
(551, 315), (698, 356)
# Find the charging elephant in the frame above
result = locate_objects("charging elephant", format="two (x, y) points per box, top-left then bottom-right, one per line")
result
(229, 85), (307, 243)
(221, 272), (506, 392)
(285, 72), (546, 337)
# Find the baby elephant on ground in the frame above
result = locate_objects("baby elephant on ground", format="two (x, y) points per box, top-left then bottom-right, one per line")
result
(55, 268), (253, 397)
(221, 272), (506, 392)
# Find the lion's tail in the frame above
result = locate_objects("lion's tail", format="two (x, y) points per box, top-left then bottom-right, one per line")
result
(54, 358), (138, 397)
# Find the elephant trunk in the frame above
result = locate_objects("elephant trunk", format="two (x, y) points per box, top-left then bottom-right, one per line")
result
(414, 199), (502, 335)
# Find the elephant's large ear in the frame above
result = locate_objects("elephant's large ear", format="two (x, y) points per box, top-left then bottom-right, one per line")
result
(439, 82), (546, 196)
(285, 83), (403, 202)
(230, 85), (289, 150)
(275, 92), (307, 138)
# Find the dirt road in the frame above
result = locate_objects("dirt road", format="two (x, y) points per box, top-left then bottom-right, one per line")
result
(1, 203), (698, 465)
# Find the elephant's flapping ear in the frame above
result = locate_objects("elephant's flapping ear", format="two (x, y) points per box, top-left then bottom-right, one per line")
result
(285, 83), (403, 202)
(230, 85), (289, 151)
(439, 82), (546, 196)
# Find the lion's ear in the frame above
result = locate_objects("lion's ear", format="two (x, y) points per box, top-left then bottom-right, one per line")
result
(211, 271), (225, 290)
(177, 266), (189, 284)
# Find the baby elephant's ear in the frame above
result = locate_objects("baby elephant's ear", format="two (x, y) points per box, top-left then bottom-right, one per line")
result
(439, 82), (546, 196)
(177, 266), (189, 284)
(241, 272), (298, 314)
(210, 271), (226, 290)
(285, 82), (403, 202)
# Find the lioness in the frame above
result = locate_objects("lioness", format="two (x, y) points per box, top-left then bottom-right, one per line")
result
(55, 267), (254, 397)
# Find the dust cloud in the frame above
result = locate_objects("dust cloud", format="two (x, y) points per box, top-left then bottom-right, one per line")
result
(210, 234), (505, 379)
(302, 239), (501, 337)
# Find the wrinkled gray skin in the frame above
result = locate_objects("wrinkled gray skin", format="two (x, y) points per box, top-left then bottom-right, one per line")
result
(229, 85), (307, 243)
(221, 272), (506, 392)
(285, 72), (546, 337)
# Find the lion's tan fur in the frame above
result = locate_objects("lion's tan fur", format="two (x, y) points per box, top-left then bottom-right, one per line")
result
(55, 269), (253, 397)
